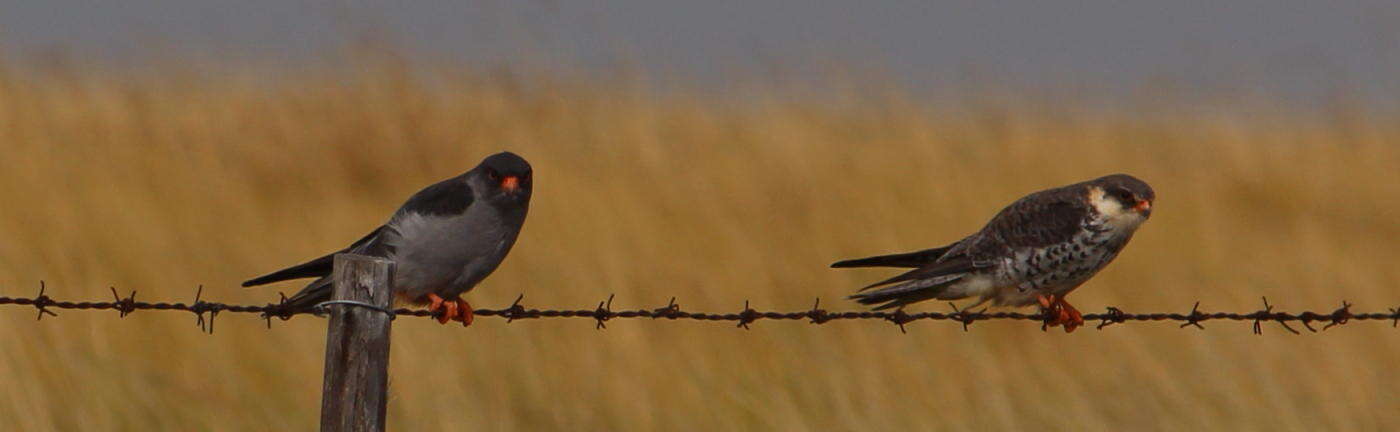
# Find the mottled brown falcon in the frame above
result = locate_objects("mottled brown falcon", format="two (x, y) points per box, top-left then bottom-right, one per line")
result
(833, 174), (1155, 332)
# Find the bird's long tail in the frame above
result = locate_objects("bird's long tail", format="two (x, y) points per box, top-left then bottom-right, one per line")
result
(848, 274), (968, 310)
(830, 246), (953, 268)
(242, 253), (336, 287)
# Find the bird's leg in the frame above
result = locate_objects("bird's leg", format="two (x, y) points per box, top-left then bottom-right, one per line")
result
(427, 293), (453, 324)
(1037, 293), (1065, 328)
(1054, 297), (1084, 333)
(453, 298), (474, 327)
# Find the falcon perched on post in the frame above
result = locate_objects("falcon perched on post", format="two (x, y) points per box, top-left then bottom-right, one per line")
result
(243, 151), (533, 326)
(832, 174), (1154, 332)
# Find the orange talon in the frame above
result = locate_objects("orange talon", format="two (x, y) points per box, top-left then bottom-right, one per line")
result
(454, 298), (474, 327)
(427, 293), (451, 324)
(1055, 297), (1084, 333)
(442, 299), (458, 325)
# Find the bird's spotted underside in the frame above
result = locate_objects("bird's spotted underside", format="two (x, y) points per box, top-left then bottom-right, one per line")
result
(836, 174), (1155, 331)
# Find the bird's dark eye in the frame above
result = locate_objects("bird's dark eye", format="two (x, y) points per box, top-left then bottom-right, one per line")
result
(1115, 189), (1134, 203)
(486, 170), (499, 181)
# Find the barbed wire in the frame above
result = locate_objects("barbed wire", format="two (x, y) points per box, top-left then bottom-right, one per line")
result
(1, 281), (1397, 334)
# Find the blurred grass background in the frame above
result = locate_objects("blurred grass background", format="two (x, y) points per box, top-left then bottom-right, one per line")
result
(0, 57), (1398, 431)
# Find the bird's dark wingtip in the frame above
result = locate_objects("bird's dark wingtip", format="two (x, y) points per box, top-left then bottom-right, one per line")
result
(830, 258), (868, 268)
(848, 294), (897, 309)
(241, 274), (282, 288)
(831, 257), (888, 268)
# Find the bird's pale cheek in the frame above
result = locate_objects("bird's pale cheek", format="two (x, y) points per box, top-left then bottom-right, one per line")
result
(1123, 213), (1149, 229)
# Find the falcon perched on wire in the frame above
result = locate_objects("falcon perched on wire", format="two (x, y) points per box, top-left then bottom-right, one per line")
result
(832, 174), (1155, 332)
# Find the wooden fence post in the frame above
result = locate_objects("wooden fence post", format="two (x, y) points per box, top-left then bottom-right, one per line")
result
(320, 253), (395, 432)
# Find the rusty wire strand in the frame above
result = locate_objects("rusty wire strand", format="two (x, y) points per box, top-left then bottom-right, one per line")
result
(1, 283), (1396, 334)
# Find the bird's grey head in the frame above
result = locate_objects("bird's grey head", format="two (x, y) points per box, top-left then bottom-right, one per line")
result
(1085, 174), (1155, 227)
(470, 151), (533, 205)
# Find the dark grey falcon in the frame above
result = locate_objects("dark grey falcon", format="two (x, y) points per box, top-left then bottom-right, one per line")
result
(243, 151), (533, 325)
(833, 174), (1154, 332)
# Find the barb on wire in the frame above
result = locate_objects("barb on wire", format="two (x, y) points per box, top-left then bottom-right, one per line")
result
(593, 294), (614, 330)
(653, 297), (681, 320)
(502, 294), (526, 323)
(1180, 301), (1206, 330)
(1096, 306), (1128, 330)
(736, 300), (759, 330)
(263, 292), (295, 329)
(1252, 297), (1300, 335)
(110, 287), (137, 318)
(190, 285), (218, 334)
(2, 282), (1398, 335)
(807, 298), (830, 325)
(32, 281), (56, 321)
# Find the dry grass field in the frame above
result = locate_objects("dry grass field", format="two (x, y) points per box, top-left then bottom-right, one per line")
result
(1, 60), (1398, 431)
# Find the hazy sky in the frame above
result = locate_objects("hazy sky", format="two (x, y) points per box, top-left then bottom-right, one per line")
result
(3, 1), (1398, 102)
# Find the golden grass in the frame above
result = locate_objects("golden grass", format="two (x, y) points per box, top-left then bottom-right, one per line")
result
(1, 61), (1398, 431)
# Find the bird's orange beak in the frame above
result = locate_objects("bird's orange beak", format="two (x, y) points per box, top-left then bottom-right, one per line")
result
(501, 176), (519, 191)
(1133, 200), (1151, 213)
